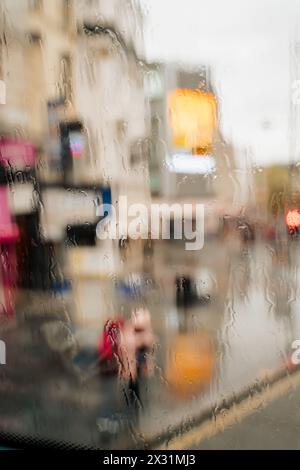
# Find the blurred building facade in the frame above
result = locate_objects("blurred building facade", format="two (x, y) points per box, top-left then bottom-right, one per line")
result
(0, 0), (150, 324)
(143, 63), (238, 309)
(145, 63), (236, 234)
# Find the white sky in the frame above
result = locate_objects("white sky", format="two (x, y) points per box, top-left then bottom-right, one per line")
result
(141, 0), (300, 166)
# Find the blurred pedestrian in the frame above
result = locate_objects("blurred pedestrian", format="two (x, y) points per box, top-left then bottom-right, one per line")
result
(98, 309), (155, 428)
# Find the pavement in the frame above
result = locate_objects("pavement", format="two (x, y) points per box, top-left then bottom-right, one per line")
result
(159, 368), (300, 450)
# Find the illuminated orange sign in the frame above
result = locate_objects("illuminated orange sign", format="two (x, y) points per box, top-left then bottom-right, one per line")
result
(168, 88), (217, 152)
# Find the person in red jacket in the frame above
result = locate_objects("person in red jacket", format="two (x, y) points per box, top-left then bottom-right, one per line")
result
(98, 309), (155, 429)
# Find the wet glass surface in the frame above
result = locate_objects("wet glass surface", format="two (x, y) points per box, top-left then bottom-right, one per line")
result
(0, 0), (300, 450)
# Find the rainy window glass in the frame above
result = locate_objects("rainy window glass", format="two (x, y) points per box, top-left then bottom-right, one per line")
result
(0, 0), (300, 452)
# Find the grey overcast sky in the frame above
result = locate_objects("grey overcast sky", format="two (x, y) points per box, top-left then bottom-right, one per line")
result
(141, 0), (300, 166)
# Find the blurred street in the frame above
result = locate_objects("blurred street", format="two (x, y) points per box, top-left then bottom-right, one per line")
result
(196, 373), (300, 450)
(0, 238), (299, 449)
(157, 367), (300, 450)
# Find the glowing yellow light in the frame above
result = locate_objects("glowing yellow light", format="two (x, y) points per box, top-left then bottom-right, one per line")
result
(286, 209), (300, 228)
(168, 88), (217, 151)
(165, 332), (215, 398)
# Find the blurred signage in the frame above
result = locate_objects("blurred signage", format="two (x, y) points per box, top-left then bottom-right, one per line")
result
(167, 152), (215, 174)
(0, 138), (35, 169)
(69, 131), (85, 159)
(40, 186), (111, 241)
(43, 188), (98, 221)
(168, 88), (216, 151)
(60, 121), (86, 178)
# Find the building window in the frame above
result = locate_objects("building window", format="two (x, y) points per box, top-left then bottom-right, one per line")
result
(0, 9), (7, 81)
(28, 0), (43, 11)
(0, 39), (3, 80)
(62, 0), (72, 30)
(59, 54), (72, 102)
